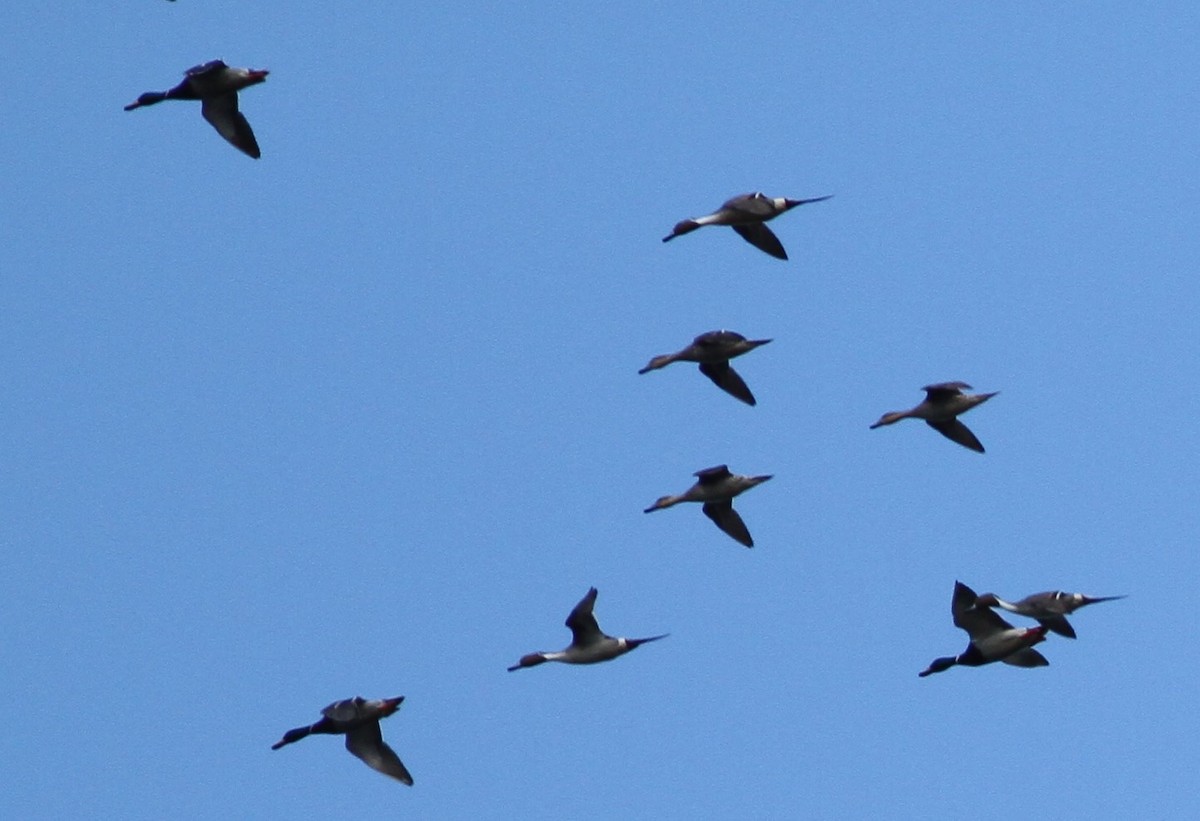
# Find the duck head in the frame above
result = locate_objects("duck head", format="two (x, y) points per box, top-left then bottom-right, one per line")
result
(918, 656), (958, 677)
(643, 496), (678, 513)
(869, 411), (909, 429)
(638, 354), (677, 374)
(507, 653), (548, 672)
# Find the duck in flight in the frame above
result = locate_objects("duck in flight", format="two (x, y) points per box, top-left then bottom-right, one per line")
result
(644, 465), (772, 547)
(662, 192), (831, 260)
(919, 581), (1050, 677)
(870, 381), (997, 453)
(507, 587), (667, 671)
(124, 60), (268, 158)
(973, 590), (1126, 639)
(271, 696), (413, 785)
(638, 330), (771, 406)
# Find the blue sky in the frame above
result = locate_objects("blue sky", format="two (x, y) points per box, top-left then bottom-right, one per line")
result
(4, 2), (1199, 818)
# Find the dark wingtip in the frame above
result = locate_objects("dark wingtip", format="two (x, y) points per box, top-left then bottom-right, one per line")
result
(1043, 619), (1077, 639)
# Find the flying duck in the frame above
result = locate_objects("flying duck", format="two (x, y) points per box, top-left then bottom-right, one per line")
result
(661, 192), (831, 260)
(124, 60), (268, 158)
(271, 696), (413, 785)
(870, 381), (998, 453)
(643, 465), (772, 547)
(974, 590), (1126, 639)
(919, 581), (1050, 677)
(638, 330), (772, 406)
(508, 587), (667, 671)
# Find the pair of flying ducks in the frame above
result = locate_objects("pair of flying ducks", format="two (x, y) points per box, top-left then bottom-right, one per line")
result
(919, 581), (1124, 677)
(271, 587), (660, 784)
(119, 70), (830, 259)
(637, 382), (996, 551)
(639, 336), (997, 453)
(635, 380), (995, 551)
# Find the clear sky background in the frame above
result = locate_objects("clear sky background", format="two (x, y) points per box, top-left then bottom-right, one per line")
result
(4, 3), (1198, 818)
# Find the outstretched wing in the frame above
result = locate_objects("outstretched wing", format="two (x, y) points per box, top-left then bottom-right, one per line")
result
(926, 419), (985, 453)
(345, 723), (413, 785)
(185, 60), (229, 78)
(693, 329), (746, 347)
(702, 500), (754, 547)
(694, 465), (733, 484)
(565, 587), (603, 645)
(1037, 616), (1077, 639)
(732, 223), (787, 260)
(952, 581), (1016, 640)
(1001, 648), (1049, 669)
(322, 697), (363, 722)
(698, 362), (756, 406)
(201, 93), (261, 158)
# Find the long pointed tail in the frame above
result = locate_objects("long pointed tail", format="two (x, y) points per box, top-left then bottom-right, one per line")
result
(1083, 594), (1128, 605)
(627, 633), (669, 649)
(786, 194), (834, 209)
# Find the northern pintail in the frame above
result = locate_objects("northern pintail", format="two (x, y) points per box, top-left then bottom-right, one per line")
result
(974, 590), (1126, 639)
(661, 192), (831, 260)
(271, 696), (413, 785)
(507, 587), (667, 671)
(919, 581), (1049, 677)
(124, 60), (268, 158)
(638, 330), (772, 406)
(643, 465), (772, 547)
(870, 381), (998, 453)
